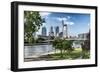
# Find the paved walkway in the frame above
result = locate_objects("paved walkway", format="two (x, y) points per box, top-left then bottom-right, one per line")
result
(25, 50), (60, 58)
(24, 50), (61, 62)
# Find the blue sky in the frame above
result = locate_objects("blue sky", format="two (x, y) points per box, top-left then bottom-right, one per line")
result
(36, 12), (90, 36)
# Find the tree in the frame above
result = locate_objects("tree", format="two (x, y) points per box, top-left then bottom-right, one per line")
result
(52, 38), (63, 57)
(62, 40), (73, 54)
(52, 38), (59, 53)
(55, 39), (63, 57)
(24, 11), (43, 43)
(52, 38), (73, 58)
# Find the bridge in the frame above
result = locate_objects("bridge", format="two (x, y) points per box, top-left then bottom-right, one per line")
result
(45, 38), (87, 41)
(41, 38), (87, 43)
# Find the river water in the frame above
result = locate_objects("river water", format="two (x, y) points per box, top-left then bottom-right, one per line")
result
(24, 45), (55, 58)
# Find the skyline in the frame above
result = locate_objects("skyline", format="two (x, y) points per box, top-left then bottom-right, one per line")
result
(36, 11), (90, 36)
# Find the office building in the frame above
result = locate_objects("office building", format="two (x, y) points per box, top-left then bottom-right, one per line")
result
(55, 26), (59, 37)
(42, 27), (47, 36)
(62, 20), (68, 38)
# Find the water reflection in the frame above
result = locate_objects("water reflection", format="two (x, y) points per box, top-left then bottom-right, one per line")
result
(24, 45), (54, 58)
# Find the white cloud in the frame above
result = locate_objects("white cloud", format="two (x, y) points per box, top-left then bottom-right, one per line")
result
(67, 16), (71, 19)
(39, 12), (51, 17)
(57, 17), (67, 21)
(57, 16), (74, 25)
(64, 21), (74, 25)
(57, 16), (71, 21)
(57, 17), (62, 21)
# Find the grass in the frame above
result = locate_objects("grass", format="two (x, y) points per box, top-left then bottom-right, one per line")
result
(48, 48), (90, 60)
(24, 48), (90, 61)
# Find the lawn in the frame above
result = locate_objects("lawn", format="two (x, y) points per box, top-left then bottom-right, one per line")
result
(24, 48), (90, 62)
(47, 48), (90, 60)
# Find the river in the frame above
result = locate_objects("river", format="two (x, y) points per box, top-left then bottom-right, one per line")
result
(24, 44), (55, 58)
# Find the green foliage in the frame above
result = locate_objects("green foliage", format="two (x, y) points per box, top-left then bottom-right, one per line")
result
(62, 40), (73, 52)
(52, 38), (73, 57)
(48, 48), (90, 60)
(24, 11), (43, 43)
(52, 38), (63, 57)
(52, 38), (58, 47)
(82, 50), (90, 59)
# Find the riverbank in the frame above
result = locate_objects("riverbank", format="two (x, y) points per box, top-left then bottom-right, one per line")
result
(24, 43), (51, 46)
(24, 48), (90, 62)
(24, 50), (60, 62)
(24, 50), (60, 58)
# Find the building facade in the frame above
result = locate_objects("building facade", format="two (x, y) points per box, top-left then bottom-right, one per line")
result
(62, 20), (68, 38)
(78, 33), (88, 40)
(49, 26), (54, 37)
(42, 27), (47, 36)
(55, 26), (59, 37)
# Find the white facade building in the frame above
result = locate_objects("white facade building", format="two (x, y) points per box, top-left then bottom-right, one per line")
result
(62, 20), (68, 38)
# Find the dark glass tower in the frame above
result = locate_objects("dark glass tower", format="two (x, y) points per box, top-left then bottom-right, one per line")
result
(50, 26), (54, 36)
(42, 27), (47, 36)
(55, 26), (59, 37)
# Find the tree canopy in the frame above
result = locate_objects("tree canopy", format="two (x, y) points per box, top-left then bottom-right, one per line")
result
(24, 11), (43, 43)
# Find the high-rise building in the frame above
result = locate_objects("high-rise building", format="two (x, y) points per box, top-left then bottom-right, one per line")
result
(50, 26), (54, 36)
(55, 26), (59, 37)
(42, 27), (47, 36)
(63, 25), (68, 38)
(62, 20), (68, 38)
(59, 32), (63, 38)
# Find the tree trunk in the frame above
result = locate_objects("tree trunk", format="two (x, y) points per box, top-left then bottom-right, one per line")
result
(60, 49), (63, 58)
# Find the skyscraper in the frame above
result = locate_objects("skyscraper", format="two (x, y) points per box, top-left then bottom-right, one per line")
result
(50, 26), (54, 36)
(55, 26), (59, 37)
(42, 27), (47, 36)
(62, 20), (68, 38)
